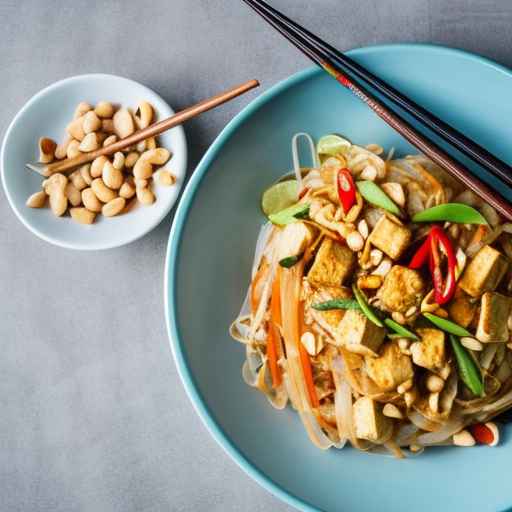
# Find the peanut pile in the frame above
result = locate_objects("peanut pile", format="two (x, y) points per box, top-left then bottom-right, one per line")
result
(26, 101), (176, 224)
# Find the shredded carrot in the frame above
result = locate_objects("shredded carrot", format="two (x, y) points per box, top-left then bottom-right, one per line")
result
(267, 270), (282, 388)
(298, 301), (320, 408)
(250, 258), (270, 314)
(469, 224), (489, 246)
(271, 267), (282, 327)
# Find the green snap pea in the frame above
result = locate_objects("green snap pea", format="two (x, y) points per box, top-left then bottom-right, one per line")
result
(312, 299), (361, 311)
(384, 318), (419, 340)
(352, 285), (384, 327)
(449, 334), (484, 397)
(423, 312), (472, 337)
(279, 254), (303, 268)
(268, 203), (310, 225)
(356, 180), (402, 216)
(412, 203), (488, 225)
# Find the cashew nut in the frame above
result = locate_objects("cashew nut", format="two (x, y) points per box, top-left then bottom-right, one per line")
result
(136, 186), (155, 205)
(102, 197), (126, 217)
(103, 134), (117, 147)
(158, 170), (176, 186)
(119, 181), (135, 199)
(134, 101), (153, 129)
(102, 161), (123, 190)
(79, 164), (92, 185)
(91, 156), (109, 178)
(69, 170), (87, 191)
(136, 140), (146, 153)
(74, 102), (92, 119)
(145, 137), (157, 150)
(38, 137), (57, 163)
(45, 173), (68, 216)
(94, 101), (114, 119)
(79, 132), (100, 152)
(66, 117), (85, 141)
(134, 148), (170, 179)
(70, 207), (96, 225)
(134, 178), (148, 189)
(91, 178), (116, 203)
(82, 111), (101, 134)
(113, 108), (135, 138)
(54, 136), (71, 160)
(66, 139), (81, 159)
(81, 187), (103, 212)
(112, 152), (125, 170)
(26, 190), (47, 208)
(101, 119), (115, 133)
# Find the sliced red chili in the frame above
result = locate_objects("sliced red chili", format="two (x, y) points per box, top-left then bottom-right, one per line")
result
(408, 236), (431, 269)
(470, 423), (494, 445)
(428, 225), (456, 305)
(336, 168), (356, 214)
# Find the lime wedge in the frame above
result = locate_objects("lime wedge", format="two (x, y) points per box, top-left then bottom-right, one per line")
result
(317, 134), (351, 157)
(261, 180), (299, 217)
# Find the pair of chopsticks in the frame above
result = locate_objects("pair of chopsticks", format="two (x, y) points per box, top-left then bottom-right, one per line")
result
(242, 0), (512, 221)
(27, 80), (260, 177)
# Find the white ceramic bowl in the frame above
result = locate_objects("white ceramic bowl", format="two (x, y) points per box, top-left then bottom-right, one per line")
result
(1, 74), (187, 250)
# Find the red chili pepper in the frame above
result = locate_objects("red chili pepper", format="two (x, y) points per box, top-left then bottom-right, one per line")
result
(336, 168), (356, 214)
(428, 226), (456, 305)
(408, 236), (431, 269)
(298, 186), (309, 200)
(470, 423), (495, 445)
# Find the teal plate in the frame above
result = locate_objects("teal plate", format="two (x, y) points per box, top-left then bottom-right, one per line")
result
(165, 44), (512, 512)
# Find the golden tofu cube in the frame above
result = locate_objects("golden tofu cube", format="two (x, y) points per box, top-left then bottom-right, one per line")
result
(369, 216), (411, 260)
(336, 309), (385, 356)
(377, 265), (425, 314)
(459, 245), (508, 298)
(353, 396), (393, 442)
(476, 292), (512, 342)
(307, 238), (355, 288)
(277, 222), (316, 261)
(447, 289), (477, 328)
(365, 343), (414, 391)
(410, 328), (446, 371)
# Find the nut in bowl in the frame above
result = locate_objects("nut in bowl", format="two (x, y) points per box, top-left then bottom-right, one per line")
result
(1, 74), (187, 250)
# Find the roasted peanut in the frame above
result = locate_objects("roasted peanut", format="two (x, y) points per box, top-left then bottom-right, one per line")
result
(124, 151), (139, 168)
(79, 164), (92, 185)
(426, 374), (445, 393)
(91, 155), (108, 178)
(381, 182), (405, 207)
(113, 108), (135, 138)
(103, 134), (117, 147)
(74, 102), (92, 119)
(136, 186), (155, 205)
(69, 170), (87, 191)
(45, 173), (68, 216)
(70, 207), (96, 225)
(81, 187), (103, 212)
(38, 137), (57, 164)
(119, 180), (135, 199)
(102, 197), (126, 217)
(66, 139), (81, 159)
(112, 152), (125, 170)
(102, 161), (123, 189)
(158, 170), (176, 186)
(66, 117), (85, 141)
(91, 178), (116, 203)
(347, 230), (364, 252)
(26, 190), (47, 208)
(357, 274), (382, 289)
(95, 101), (114, 119)
(65, 182), (82, 206)
(134, 101), (153, 129)
(79, 132), (101, 152)
(54, 136), (71, 160)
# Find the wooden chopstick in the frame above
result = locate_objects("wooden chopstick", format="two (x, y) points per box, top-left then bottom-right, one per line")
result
(246, 0), (512, 189)
(243, 0), (512, 221)
(28, 79), (259, 177)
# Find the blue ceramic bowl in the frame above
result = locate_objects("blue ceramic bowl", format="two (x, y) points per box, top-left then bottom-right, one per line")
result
(165, 45), (512, 512)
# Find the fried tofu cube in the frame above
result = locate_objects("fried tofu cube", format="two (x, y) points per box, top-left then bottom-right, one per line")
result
(307, 238), (355, 288)
(476, 292), (512, 342)
(365, 343), (414, 391)
(410, 328), (446, 371)
(277, 222), (316, 261)
(353, 396), (393, 442)
(377, 265), (425, 314)
(336, 309), (385, 356)
(369, 215), (411, 260)
(459, 245), (508, 298)
(448, 289), (477, 328)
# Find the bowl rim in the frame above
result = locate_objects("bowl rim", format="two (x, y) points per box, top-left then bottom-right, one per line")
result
(164, 43), (512, 512)
(1, 73), (187, 251)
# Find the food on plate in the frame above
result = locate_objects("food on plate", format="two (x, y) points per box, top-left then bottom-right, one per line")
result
(25, 101), (176, 223)
(230, 133), (512, 457)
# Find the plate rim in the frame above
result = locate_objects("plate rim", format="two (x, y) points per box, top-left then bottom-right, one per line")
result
(164, 43), (512, 512)
(1, 73), (187, 251)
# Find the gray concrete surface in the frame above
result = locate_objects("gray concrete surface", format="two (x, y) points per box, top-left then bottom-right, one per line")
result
(1, 1), (512, 510)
